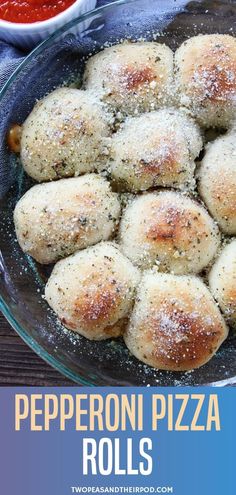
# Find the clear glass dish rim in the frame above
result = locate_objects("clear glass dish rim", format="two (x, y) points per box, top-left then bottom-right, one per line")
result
(0, 0), (233, 387)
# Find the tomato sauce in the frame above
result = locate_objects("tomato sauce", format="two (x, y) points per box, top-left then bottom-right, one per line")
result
(0, 0), (76, 23)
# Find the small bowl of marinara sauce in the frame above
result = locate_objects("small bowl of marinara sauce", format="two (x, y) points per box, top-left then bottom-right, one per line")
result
(0, 0), (96, 49)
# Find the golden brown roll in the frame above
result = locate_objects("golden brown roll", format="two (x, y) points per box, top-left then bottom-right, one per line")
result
(21, 88), (110, 182)
(83, 41), (174, 117)
(209, 240), (236, 327)
(198, 132), (236, 235)
(14, 175), (121, 264)
(124, 271), (228, 371)
(175, 34), (236, 128)
(109, 109), (202, 192)
(45, 242), (140, 340)
(119, 191), (220, 274)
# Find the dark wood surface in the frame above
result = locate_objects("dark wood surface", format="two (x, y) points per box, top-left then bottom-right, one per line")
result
(0, 313), (74, 386)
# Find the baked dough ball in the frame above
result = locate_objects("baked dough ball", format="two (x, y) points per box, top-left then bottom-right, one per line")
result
(83, 42), (174, 117)
(209, 240), (236, 327)
(109, 109), (202, 192)
(119, 191), (220, 273)
(14, 175), (120, 264)
(45, 242), (140, 340)
(124, 272), (228, 371)
(175, 34), (236, 128)
(198, 133), (236, 235)
(21, 88), (110, 182)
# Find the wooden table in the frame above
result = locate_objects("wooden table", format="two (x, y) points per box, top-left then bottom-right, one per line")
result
(0, 313), (73, 385)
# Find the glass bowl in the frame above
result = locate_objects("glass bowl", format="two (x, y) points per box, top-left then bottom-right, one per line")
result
(0, 0), (235, 386)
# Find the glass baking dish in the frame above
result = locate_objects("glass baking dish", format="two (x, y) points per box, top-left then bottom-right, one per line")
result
(0, 0), (235, 386)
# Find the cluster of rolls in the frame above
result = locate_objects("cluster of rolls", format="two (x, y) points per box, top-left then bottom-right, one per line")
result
(13, 34), (236, 372)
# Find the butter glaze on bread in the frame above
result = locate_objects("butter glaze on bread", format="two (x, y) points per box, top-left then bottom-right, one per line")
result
(175, 34), (236, 128)
(119, 191), (220, 274)
(199, 132), (236, 235)
(21, 88), (110, 182)
(14, 175), (121, 264)
(45, 242), (140, 340)
(109, 109), (202, 192)
(209, 240), (236, 327)
(124, 272), (228, 371)
(83, 42), (174, 117)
